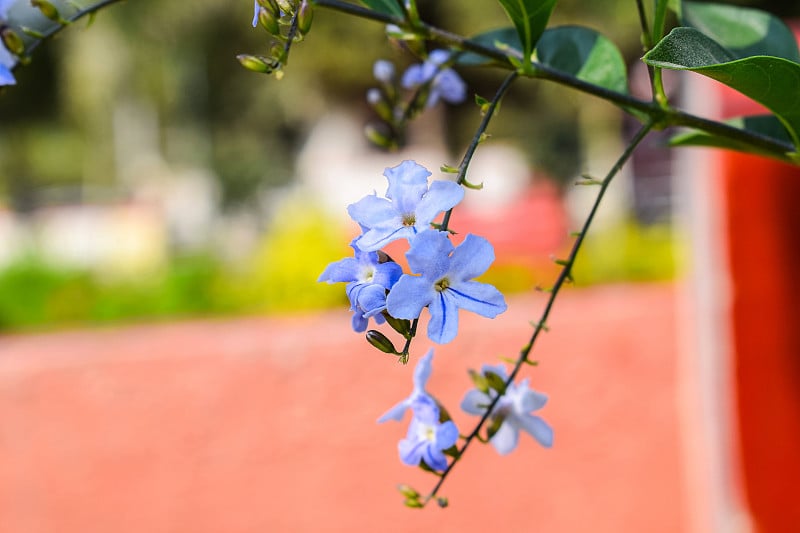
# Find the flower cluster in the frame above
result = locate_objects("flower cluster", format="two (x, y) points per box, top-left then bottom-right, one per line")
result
(319, 159), (506, 345)
(365, 51), (466, 149)
(378, 350), (552, 474)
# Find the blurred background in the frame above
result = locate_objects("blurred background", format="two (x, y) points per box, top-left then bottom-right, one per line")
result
(1, 0), (799, 532)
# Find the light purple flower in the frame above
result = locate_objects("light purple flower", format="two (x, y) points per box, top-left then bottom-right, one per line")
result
(348, 160), (463, 252)
(0, 0), (16, 86)
(377, 348), (433, 423)
(252, 0), (259, 27)
(398, 395), (458, 471)
(401, 49), (466, 107)
(373, 59), (395, 83)
(386, 230), (507, 344)
(461, 364), (553, 455)
(318, 239), (402, 332)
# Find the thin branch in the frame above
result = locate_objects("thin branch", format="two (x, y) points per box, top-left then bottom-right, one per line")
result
(424, 119), (656, 504)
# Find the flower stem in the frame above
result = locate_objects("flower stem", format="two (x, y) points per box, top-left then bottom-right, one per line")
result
(423, 119), (656, 505)
(440, 70), (518, 232)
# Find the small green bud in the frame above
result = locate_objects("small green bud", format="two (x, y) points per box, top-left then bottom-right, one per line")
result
(468, 368), (490, 394)
(397, 484), (419, 499)
(31, 0), (68, 24)
(297, 0), (313, 34)
(20, 26), (46, 38)
(257, 0), (280, 17)
(275, 0), (294, 15)
(484, 370), (507, 395)
(486, 414), (505, 440)
(1, 27), (24, 56)
(364, 123), (397, 150)
(382, 313), (411, 337)
(404, 498), (424, 509)
(236, 54), (279, 74)
(365, 330), (398, 354)
(258, 7), (280, 35)
(367, 88), (394, 123)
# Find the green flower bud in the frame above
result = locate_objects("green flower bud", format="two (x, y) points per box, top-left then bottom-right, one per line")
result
(297, 0), (313, 35)
(468, 368), (490, 394)
(258, 7), (280, 35)
(31, 0), (67, 24)
(275, 0), (294, 15)
(396, 484), (419, 499)
(1, 27), (24, 56)
(365, 330), (398, 354)
(364, 123), (397, 150)
(236, 54), (279, 74)
(484, 370), (507, 395)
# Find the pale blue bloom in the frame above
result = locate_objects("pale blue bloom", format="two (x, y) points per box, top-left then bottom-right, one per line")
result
(461, 364), (553, 455)
(398, 395), (458, 471)
(386, 230), (507, 344)
(0, 0), (14, 19)
(252, 0), (259, 27)
(318, 239), (402, 332)
(373, 59), (395, 83)
(0, 0), (16, 86)
(377, 349), (433, 423)
(348, 160), (463, 252)
(401, 49), (466, 107)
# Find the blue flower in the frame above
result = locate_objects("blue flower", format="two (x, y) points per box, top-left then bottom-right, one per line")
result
(318, 240), (402, 332)
(377, 348), (433, 423)
(0, 0), (17, 86)
(386, 230), (507, 344)
(401, 49), (466, 107)
(373, 59), (395, 83)
(347, 160), (463, 252)
(398, 395), (458, 471)
(461, 364), (553, 455)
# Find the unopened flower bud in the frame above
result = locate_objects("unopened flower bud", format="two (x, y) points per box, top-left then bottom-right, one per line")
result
(297, 0), (313, 34)
(275, 0), (293, 15)
(31, 0), (67, 24)
(366, 88), (394, 122)
(236, 54), (279, 74)
(258, 7), (280, 34)
(366, 330), (398, 354)
(364, 123), (397, 150)
(258, 0), (280, 17)
(1, 27), (24, 56)
(397, 484), (419, 499)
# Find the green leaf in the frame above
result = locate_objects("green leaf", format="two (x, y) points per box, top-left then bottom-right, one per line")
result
(643, 27), (800, 148)
(682, 1), (800, 62)
(535, 26), (628, 94)
(670, 115), (793, 158)
(458, 27), (522, 66)
(496, 0), (558, 61)
(359, 0), (403, 18)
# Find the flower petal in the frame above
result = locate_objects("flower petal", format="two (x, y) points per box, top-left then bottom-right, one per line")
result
(405, 230), (453, 278)
(518, 414), (554, 448)
(413, 349), (433, 392)
(347, 194), (398, 230)
(401, 63), (426, 88)
(351, 310), (368, 333)
(373, 261), (403, 289)
(413, 180), (464, 227)
(377, 399), (411, 423)
(423, 445), (449, 471)
(318, 257), (360, 283)
(399, 434), (425, 466)
(427, 290), (459, 344)
(516, 380), (548, 412)
(357, 284), (388, 318)
(460, 389), (492, 415)
(386, 274), (434, 320)
(490, 419), (520, 455)
(252, 0), (259, 27)
(449, 234), (495, 281)
(437, 420), (459, 449)
(435, 69), (467, 104)
(384, 160), (430, 213)
(448, 280), (507, 318)
(357, 225), (414, 252)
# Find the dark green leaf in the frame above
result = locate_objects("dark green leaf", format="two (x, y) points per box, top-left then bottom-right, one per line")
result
(496, 0), (558, 60)
(458, 27), (522, 66)
(643, 27), (800, 148)
(359, 0), (403, 18)
(670, 115), (793, 157)
(682, 1), (800, 62)
(536, 25), (628, 94)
